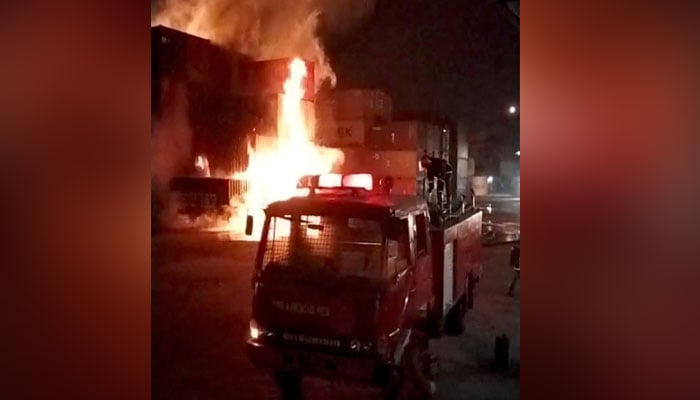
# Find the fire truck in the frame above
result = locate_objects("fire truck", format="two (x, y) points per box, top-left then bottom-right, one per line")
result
(245, 172), (482, 399)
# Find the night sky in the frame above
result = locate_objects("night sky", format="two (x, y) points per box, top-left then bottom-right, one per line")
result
(322, 0), (519, 150)
(151, 0), (519, 172)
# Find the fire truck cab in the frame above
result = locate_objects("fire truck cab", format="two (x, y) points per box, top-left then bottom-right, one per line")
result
(246, 173), (482, 398)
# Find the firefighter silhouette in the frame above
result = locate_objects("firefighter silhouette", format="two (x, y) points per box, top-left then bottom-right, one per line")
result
(507, 244), (520, 296)
(420, 154), (452, 202)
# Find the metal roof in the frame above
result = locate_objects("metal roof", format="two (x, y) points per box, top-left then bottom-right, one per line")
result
(266, 192), (429, 219)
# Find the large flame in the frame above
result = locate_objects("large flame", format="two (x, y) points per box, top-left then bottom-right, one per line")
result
(194, 154), (211, 177)
(228, 58), (343, 236)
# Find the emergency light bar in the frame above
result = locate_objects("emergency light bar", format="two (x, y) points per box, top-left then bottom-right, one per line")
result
(318, 173), (342, 188)
(341, 173), (373, 191)
(298, 173), (374, 192)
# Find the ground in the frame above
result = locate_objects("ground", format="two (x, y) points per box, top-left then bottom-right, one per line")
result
(152, 228), (520, 399)
(431, 244), (520, 400)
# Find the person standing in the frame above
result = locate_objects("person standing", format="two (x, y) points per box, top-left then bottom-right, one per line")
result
(420, 154), (453, 205)
(507, 244), (520, 297)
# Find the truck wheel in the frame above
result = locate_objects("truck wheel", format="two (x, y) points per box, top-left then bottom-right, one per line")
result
(274, 371), (302, 400)
(444, 297), (466, 336)
(383, 333), (434, 400)
(382, 368), (402, 400)
(425, 314), (443, 339)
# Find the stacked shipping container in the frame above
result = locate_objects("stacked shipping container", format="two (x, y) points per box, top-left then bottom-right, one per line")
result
(316, 89), (392, 146)
(314, 90), (467, 196)
(152, 26), (471, 201)
(235, 58), (317, 184)
(366, 120), (445, 157)
(237, 58), (315, 101)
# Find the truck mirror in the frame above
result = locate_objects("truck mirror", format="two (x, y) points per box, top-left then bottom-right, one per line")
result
(387, 218), (401, 240)
(245, 215), (254, 236)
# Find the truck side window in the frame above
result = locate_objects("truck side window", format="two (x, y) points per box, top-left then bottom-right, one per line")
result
(415, 213), (428, 256)
(387, 218), (410, 278)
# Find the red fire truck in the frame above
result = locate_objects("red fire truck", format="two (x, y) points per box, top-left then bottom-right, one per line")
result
(245, 173), (482, 399)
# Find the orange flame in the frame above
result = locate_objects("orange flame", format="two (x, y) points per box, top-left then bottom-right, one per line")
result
(194, 154), (210, 177)
(227, 58), (343, 236)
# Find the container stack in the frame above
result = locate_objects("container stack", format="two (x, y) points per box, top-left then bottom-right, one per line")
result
(366, 120), (445, 157)
(237, 58), (315, 101)
(315, 89), (461, 196)
(316, 89), (415, 195)
(316, 89), (392, 147)
(239, 58), (317, 147)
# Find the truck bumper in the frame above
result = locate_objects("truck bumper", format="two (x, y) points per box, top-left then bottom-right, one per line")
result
(247, 340), (391, 384)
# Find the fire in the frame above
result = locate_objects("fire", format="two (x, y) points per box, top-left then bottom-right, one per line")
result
(228, 58), (343, 236)
(194, 154), (210, 177)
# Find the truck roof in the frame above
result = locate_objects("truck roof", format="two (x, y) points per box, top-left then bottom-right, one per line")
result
(266, 192), (429, 219)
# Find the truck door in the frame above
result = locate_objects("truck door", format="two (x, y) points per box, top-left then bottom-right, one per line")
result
(443, 241), (454, 316)
(383, 217), (413, 334)
(412, 212), (433, 313)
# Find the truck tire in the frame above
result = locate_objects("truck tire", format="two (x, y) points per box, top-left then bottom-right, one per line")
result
(425, 313), (443, 339)
(382, 368), (402, 400)
(274, 371), (302, 400)
(444, 297), (466, 336)
(383, 332), (434, 400)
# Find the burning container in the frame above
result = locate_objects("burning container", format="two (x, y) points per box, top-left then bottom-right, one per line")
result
(238, 58), (315, 100)
(244, 94), (316, 139)
(316, 89), (393, 122)
(151, 25), (238, 115)
(169, 176), (234, 217)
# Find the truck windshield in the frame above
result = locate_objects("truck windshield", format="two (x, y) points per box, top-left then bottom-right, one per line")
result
(261, 214), (384, 281)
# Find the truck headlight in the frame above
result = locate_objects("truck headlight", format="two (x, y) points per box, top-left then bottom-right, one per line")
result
(249, 320), (261, 340)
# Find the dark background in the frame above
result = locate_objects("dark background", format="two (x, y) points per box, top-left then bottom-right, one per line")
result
(323, 0), (520, 171)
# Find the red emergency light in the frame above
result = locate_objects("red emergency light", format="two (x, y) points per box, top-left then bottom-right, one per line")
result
(318, 173), (342, 188)
(341, 173), (373, 191)
(297, 173), (374, 194)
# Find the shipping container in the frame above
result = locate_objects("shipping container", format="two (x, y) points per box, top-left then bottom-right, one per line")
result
(423, 124), (442, 157)
(318, 89), (392, 122)
(388, 176), (418, 195)
(151, 25), (237, 115)
(366, 120), (444, 156)
(244, 94), (315, 139)
(366, 121), (417, 150)
(333, 148), (419, 179)
(316, 119), (383, 146)
(238, 58), (315, 100)
(169, 177), (234, 209)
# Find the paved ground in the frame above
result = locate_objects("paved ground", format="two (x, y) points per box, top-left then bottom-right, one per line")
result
(152, 227), (520, 399)
(431, 244), (520, 400)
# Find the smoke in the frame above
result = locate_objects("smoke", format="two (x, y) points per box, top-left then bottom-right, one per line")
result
(151, 0), (375, 87)
(151, 78), (193, 221)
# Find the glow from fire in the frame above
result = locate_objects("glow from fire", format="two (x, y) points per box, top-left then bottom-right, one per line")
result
(194, 154), (210, 177)
(228, 58), (343, 236)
